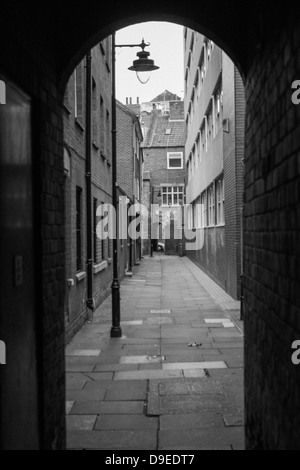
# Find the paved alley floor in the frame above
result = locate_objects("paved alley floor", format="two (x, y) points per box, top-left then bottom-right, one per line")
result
(66, 255), (244, 450)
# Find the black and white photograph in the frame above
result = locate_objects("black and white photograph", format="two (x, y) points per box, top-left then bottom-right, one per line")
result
(0, 0), (300, 452)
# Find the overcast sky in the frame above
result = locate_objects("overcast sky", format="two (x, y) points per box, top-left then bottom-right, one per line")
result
(116, 22), (184, 105)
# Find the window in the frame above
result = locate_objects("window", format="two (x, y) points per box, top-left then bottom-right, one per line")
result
(216, 177), (225, 225)
(64, 79), (71, 110)
(207, 41), (211, 61)
(101, 202), (105, 261)
(165, 128), (172, 135)
(92, 78), (98, 145)
(201, 191), (207, 228)
(167, 152), (183, 169)
(192, 200), (198, 229)
(213, 86), (223, 135)
(196, 133), (201, 166)
(75, 63), (84, 124)
(100, 96), (105, 156)
(207, 184), (215, 226)
(106, 109), (111, 161)
(93, 199), (98, 263)
(162, 186), (184, 206)
(76, 187), (82, 271)
(197, 197), (202, 229)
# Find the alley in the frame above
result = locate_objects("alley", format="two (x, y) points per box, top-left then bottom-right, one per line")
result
(66, 255), (244, 450)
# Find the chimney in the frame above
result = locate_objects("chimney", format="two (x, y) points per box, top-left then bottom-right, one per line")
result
(130, 97), (132, 104)
(126, 97), (128, 105)
(137, 97), (140, 104)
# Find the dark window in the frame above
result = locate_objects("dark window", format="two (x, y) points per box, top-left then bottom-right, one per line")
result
(100, 95), (105, 156)
(106, 109), (110, 161)
(101, 202), (105, 261)
(93, 198), (98, 263)
(76, 187), (82, 271)
(92, 78), (98, 145)
(75, 63), (84, 124)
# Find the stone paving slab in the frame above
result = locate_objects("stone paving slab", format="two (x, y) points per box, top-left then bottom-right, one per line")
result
(71, 400), (144, 415)
(104, 382), (147, 401)
(114, 369), (184, 381)
(162, 361), (227, 370)
(67, 430), (157, 450)
(67, 389), (106, 402)
(158, 426), (244, 450)
(84, 372), (114, 381)
(67, 415), (97, 431)
(160, 412), (225, 430)
(94, 363), (139, 372)
(120, 355), (164, 364)
(66, 349), (101, 357)
(222, 407), (244, 427)
(66, 373), (92, 390)
(95, 414), (158, 430)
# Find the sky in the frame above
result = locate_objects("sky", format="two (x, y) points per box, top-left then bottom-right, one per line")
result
(116, 22), (184, 105)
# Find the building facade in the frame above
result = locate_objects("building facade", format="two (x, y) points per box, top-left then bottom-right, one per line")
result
(116, 100), (143, 277)
(63, 39), (114, 342)
(141, 94), (186, 255)
(184, 28), (245, 300)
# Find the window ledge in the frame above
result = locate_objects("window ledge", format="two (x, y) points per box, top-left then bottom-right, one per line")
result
(63, 104), (72, 115)
(75, 118), (85, 132)
(92, 141), (100, 150)
(94, 261), (108, 274)
(76, 271), (86, 282)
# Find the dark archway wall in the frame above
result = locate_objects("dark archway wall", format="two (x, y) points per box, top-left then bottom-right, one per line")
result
(243, 9), (300, 449)
(0, 0), (299, 450)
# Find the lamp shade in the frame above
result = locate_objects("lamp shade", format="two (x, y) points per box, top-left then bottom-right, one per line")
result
(128, 45), (159, 84)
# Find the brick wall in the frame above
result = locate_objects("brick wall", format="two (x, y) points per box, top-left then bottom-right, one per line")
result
(244, 11), (300, 450)
(142, 173), (151, 255)
(63, 43), (113, 343)
(0, 23), (66, 448)
(116, 102), (134, 199)
(143, 147), (185, 192)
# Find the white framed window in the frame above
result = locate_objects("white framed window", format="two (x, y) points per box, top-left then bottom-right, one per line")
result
(207, 184), (215, 226)
(204, 116), (208, 152)
(216, 177), (225, 225)
(207, 41), (211, 61)
(161, 186), (184, 207)
(197, 197), (202, 229)
(167, 152), (183, 169)
(201, 191), (207, 228)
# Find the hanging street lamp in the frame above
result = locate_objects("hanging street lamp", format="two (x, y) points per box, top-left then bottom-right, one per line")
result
(110, 33), (159, 338)
(128, 39), (160, 84)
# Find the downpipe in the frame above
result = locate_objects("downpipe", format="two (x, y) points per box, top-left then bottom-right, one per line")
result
(85, 50), (94, 314)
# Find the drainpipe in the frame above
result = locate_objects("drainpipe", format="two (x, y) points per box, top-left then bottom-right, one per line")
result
(240, 205), (244, 320)
(85, 51), (94, 313)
